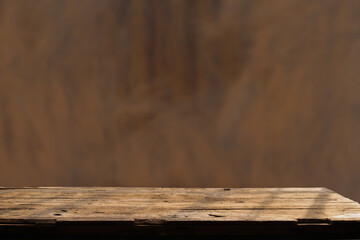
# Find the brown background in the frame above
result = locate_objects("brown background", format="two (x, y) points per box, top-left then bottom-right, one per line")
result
(0, 0), (360, 201)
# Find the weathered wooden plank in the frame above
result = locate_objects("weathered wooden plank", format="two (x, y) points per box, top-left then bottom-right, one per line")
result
(0, 187), (359, 237)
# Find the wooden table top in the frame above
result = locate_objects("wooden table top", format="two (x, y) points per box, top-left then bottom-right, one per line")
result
(0, 187), (360, 238)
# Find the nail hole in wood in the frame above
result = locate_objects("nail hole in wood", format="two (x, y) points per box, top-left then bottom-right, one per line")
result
(224, 188), (231, 191)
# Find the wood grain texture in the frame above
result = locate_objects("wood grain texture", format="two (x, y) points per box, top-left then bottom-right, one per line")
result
(0, 0), (360, 201)
(0, 187), (360, 237)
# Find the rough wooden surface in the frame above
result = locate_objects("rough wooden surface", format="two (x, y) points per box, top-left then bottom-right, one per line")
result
(0, 187), (360, 237)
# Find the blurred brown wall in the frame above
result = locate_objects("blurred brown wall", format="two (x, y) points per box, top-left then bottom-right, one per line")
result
(0, 0), (360, 201)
